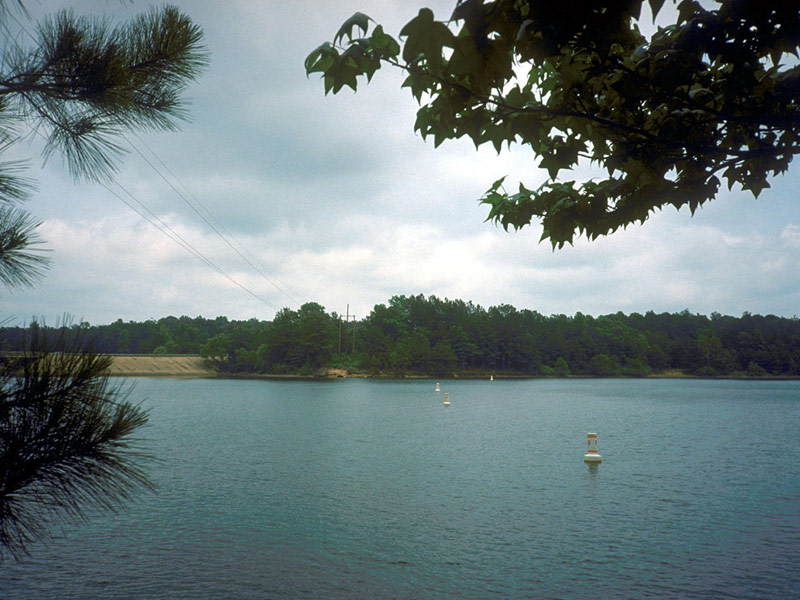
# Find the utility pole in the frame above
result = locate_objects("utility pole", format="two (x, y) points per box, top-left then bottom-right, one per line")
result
(338, 305), (345, 354)
(341, 304), (356, 355)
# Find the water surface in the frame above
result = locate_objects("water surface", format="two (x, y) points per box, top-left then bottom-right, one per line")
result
(2, 378), (798, 599)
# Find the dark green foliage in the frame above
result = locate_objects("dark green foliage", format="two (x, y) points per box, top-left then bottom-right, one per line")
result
(0, 208), (49, 289)
(307, 1), (800, 247)
(0, 324), (151, 560)
(554, 357), (570, 377)
(746, 360), (768, 377)
(589, 353), (621, 377)
(429, 340), (458, 376)
(5, 298), (799, 378)
(253, 304), (337, 373)
(6, 6), (208, 182)
(0, 3), (206, 559)
(0, 3), (208, 296)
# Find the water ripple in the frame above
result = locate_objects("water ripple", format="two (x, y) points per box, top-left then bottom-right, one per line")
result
(1, 378), (799, 599)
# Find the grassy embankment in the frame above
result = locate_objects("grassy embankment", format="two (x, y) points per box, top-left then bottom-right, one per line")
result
(107, 355), (215, 377)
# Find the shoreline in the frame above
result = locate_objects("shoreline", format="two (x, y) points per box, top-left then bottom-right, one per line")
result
(104, 356), (800, 381)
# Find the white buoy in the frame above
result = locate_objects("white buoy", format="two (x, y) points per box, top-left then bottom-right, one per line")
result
(443, 392), (450, 406)
(583, 432), (602, 463)
(435, 382), (440, 392)
(490, 375), (494, 381)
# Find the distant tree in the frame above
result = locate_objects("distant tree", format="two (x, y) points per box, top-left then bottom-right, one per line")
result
(7, 299), (800, 380)
(296, 302), (337, 369)
(646, 340), (670, 371)
(0, 3), (206, 558)
(234, 348), (257, 373)
(746, 360), (768, 377)
(589, 353), (621, 377)
(261, 308), (303, 371)
(696, 327), (736, 374)
(621, 357), (652, 377)
(429, 339), (458, 376)
(200, 333), (233, 368)
(447, 324), (480, 370)
(554, 356), (570, 377)
(390, 329), (431, 375)
(307, 1), (800, 246)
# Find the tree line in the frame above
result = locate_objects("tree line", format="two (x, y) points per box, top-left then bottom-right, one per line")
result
(3, 296), (799, 378)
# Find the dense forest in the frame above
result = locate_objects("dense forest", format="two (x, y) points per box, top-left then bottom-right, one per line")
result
(2, 295), (799, 377)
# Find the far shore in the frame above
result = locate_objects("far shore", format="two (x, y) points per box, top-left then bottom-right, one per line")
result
(105, 355), (799, 381)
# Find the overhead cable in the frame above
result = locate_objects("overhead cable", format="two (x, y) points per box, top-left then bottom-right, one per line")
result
(128, 134), (302, 307)
(101, 181), (279, 311)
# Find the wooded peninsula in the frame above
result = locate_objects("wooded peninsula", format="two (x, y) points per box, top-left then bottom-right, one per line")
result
(3, 295), (799, 378)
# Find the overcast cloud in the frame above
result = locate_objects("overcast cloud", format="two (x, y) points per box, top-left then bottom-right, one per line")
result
(3, 0), (799, 325)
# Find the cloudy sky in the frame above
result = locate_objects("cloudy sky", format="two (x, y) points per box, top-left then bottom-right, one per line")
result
(4, 0), (799, 325)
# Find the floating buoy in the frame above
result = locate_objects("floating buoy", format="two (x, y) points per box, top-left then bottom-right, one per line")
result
(443, 393), (450, 406)
(435, 382), (440, 392)
(583, 432), (602, 463)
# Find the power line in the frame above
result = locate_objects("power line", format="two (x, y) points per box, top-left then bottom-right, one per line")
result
(15, 88), (280, 312)
(128, 134), (302, 307)
(1, 5), (35, 45)
(2, 8), (298, 314)
(14, 103), (280, 312)
(101, 181), (279, 311)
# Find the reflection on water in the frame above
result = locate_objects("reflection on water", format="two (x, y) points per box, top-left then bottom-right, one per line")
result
(585, 462), (600, 477)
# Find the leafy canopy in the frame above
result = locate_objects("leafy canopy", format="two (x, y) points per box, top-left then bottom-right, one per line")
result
(306, 1), (800, 247)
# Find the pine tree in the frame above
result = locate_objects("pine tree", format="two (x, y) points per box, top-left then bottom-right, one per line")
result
(0, 2), (206, 559)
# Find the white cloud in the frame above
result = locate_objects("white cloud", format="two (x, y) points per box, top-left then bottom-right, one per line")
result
(780, 224), (800, 249)
(4, 0), (800, 324)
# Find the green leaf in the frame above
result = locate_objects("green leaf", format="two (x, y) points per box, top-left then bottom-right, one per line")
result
(516, 19), (535, 42)
(743, 176), (770, 198)
(399, 8), (453, 72)
(400, 9), (434, 39)
(370, 25), (400, 58)
(334, 12), (372, 45)
(331, 53), (360, 92)
(483, 123), (506, 154)
(648, 0), (667, 20)
(687, 87), (712, 100)
(307, 0), (800, 248)
(676, 0), (703, 23)
(304, 42), (337, 76)
(489, 176), (507, 192)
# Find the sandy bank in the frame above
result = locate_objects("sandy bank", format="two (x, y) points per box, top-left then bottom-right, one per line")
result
(107, 355), (216, 377)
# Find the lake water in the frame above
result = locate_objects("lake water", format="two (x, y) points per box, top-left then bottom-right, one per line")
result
(2, 378), (799, 599)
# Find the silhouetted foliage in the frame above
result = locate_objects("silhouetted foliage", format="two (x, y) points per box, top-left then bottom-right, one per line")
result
(0, 325), (151, 560)
(0, 2), (206, 559)
(307, 1), (800, 247)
